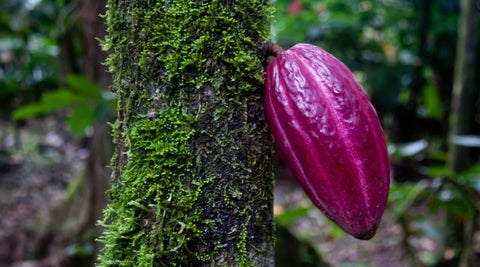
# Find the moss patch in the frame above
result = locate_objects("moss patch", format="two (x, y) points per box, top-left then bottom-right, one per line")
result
(98, 107), (204, 265)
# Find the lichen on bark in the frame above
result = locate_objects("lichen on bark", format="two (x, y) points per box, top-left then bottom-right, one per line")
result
(98, 1), (274, 266)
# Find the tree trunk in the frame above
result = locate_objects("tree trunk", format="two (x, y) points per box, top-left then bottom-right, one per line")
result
(445, 1), (478, 267)
(78, 0), (112, 258)
(447, 0), (478, 173)
(98, 1), (274, 266)
(31, 1), (111, 265)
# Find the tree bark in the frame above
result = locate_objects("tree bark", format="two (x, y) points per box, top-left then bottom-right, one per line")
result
(447, 0), (478, 173)
(98, 1), (274, 266)
(78, 0), (111, 257)
(445, 1), (478, 267)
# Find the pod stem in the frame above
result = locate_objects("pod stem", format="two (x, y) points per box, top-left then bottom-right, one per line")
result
(256, 40), (285, 68)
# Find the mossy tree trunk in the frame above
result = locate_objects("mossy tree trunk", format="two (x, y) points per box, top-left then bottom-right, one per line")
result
(98, 1), (274, 266)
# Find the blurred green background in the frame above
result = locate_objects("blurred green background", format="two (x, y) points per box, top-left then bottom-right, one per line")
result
(1, 0), (479, 266)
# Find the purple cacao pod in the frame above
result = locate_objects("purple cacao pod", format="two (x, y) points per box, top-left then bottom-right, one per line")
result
(264, 43), (390, 240)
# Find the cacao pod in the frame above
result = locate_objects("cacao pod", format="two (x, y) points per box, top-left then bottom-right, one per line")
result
(264, 43), (390, 240)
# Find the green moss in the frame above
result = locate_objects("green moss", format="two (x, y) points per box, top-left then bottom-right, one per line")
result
(98, 107), (205, 265)
(103, 0), (271, 97)
(237, 214), (253, 267)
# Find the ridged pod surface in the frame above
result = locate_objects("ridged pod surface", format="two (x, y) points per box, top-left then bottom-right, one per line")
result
(264, 43), (390, 240)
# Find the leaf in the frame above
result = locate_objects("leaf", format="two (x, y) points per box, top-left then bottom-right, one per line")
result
(325, 219), (345, 238)
(390, 139), (428, 157)
(66, 75), (102, 100)
(67, 104), (95, 138)
(274, 207), (310, 226)
(12, 89), (84, 120)
(421, 68), (443, 119)
(425, 166), (454, 178)
(41, 89), (85, 104)
(92, 95), (117, 122)
(389, 182), (430, 216)
(13, 103), (63, 119)
(451, 135), (480, 148)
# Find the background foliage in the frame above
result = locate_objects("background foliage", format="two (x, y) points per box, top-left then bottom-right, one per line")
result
(0, 0), (479, 266)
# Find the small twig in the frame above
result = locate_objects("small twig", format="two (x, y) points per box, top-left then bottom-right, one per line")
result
(256, 40), (285, 68)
